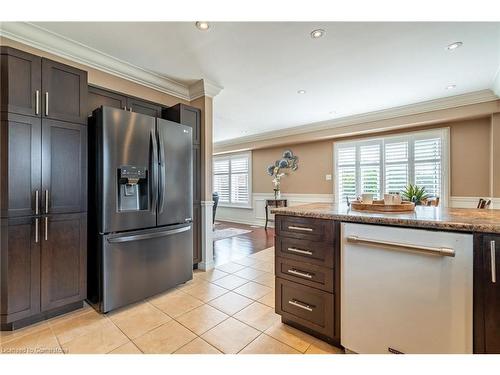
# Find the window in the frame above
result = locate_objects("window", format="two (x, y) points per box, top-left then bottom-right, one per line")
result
(334, 128), (449, 204)
(213, 152), (252, 207)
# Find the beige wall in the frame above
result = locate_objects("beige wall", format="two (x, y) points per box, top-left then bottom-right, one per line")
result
(251, 117), (495, 197)
(0, 37), (189, 107)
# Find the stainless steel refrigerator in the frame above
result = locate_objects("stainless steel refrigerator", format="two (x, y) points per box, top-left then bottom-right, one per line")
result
(88, 106), (193, 313)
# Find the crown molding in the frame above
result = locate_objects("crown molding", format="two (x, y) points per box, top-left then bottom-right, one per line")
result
(0, 22), (223, 101)
(493, 66), (500, 97)
(214, 89), (499, 151)
(189, 79), (223, 100)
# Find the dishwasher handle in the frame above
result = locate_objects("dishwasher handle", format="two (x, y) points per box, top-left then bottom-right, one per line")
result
(346, 235), (455, 257)
(107, 226), (191, 243)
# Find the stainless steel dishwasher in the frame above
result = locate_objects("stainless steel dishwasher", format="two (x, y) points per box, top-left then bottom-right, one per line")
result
(341, 222), (473, 354)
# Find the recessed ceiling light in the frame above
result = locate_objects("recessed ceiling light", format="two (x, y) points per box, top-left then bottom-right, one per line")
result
(310, 29), (325, 39)
(446, 84), (456, 90)
(446, 41), (463, 50)
(195, 21), (210, 31)
(297, 90), (306, 94)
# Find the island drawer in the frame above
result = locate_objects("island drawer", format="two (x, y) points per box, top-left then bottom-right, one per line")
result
(276, 277), (334, 339)
(276, 215), (335, 243)
(276, 257), (334, 292)
(275, 236), (334, 268)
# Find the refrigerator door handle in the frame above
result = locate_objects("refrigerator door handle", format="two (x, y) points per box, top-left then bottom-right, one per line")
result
(151, 128), (159, 212)
(158, 126), (166, 214)
(107, 225), (191, 243)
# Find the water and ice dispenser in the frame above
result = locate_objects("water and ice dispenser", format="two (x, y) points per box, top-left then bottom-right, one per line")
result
(118, 166), (148, 211)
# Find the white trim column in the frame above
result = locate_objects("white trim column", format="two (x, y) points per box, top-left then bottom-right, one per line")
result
(198, 200), (214, 270)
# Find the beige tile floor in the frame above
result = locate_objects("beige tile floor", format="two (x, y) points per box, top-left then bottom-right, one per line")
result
(0, 247), (344, 355)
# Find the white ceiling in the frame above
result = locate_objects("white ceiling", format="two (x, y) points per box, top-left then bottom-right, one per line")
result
(31, 22), (500, 142)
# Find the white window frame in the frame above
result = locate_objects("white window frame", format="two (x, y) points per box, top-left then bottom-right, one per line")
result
(213, 151), (253, 209)
(333, 128), (450, 206)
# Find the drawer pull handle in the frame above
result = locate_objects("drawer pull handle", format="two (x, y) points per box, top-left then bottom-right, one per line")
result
(491, 240), (497, 283)
(287, 269), (313, 279)
(288, 225), (313, 232)
(288, 299), (313, 312)
(287, 247), (313, 256)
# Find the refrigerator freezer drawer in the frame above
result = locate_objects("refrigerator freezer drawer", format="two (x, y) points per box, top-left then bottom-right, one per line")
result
(341, 223), (473, 354)
(100, 223), (193, 313)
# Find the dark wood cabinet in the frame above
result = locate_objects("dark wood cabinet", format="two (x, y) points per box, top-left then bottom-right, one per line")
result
(41, 59), (88, 124)
(274, 215), (340, 345)
(126, 97), (162, 117)
(0, 47), (87, 330)
(87, 85), (164, 118)
(41, 213), (87, 311)
(163, 104), (201, 145)
(192, 204), (202, 263)
(0, 47), (87, 125)
(87, 86), (127, 116)
(0, 217), (41, 325)
(0, 113), (42, 218)
(41, 119), (87, 214)
(474, 233), (500, 353)
(0, 47), (42, 117)
(164, 104), (202, 264)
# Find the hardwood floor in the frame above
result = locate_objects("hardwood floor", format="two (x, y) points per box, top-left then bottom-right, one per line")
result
(213, 221), (275, 266)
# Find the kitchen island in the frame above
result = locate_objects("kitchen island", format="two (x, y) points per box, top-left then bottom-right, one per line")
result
(271, 203), (500, 354)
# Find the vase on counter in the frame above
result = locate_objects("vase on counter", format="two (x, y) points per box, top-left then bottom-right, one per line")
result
(274, 189), (281, 199)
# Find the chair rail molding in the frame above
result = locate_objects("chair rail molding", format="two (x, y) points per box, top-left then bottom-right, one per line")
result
(0, 22), (222, 101)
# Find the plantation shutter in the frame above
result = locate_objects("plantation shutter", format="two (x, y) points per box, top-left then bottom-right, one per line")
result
(384, 141), (409, 194)
(359, 144), (381, 199)
(413, 137), (442, 198)
(213, 152), (251, 206)
(213, 159), (230, 203)
(230, 157), (250, 204)
(335, 129), (446, 204)
(337, 147), (356, 203)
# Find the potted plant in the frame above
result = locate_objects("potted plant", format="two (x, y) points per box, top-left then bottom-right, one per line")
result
(401, 184), (429, 205)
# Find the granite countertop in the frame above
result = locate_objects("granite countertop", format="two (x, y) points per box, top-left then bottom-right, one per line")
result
(271, 203), (500, 234)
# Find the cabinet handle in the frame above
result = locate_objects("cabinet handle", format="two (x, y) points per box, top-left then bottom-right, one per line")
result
(45, 217), (48, 241)
(287, 268), (313, 279)
(35, 190), (39, 215)
(35, 218), (39, 243)
(45, 92), (49, 116)
(491, 240), (497, 283)
(288, 225), (313, 232)
(288, 299), (313, 312)
(35, 90), (40, 115)
(45, 190), (49, 213)
(287, 247), (313, 256)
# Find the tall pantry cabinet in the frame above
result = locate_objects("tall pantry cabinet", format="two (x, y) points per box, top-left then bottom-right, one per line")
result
(0, 46), (88, 330)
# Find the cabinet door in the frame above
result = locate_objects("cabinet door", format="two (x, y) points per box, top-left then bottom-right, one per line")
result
(126, 97), (162, 117)
(0, 114), (42, 218)
(0, 47), (42, 117)
(87, 86), (127, 117)
(192, 204), (202, 264)
(164, 104), (201, 145)
(41, 119), (87, 214)
(42, 58), (88, 124)
(40, 213), (87, 311)
(482, 235), (500, 353)
(0, 217), (41, 323)
(193, 145), (201, 203)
